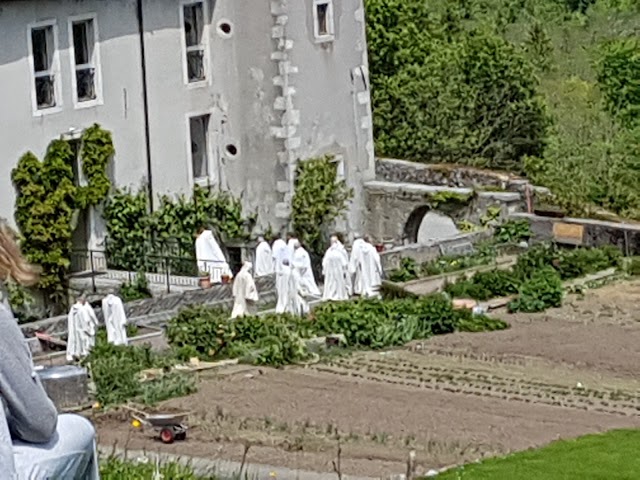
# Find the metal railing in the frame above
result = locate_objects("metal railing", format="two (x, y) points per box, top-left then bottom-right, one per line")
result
(70, 249), (230, 294)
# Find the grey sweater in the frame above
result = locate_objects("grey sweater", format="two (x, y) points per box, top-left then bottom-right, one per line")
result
(0, 303), (58, 473)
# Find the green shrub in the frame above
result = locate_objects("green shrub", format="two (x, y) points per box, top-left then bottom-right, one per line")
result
(508, 267), (564, 313)
(389, 257), (420, 282)
(119, 272), (152, 302)
(494, 220), (532, 244)
(100, 456), (211, 480)
(445, 269), (519, 300)
(626, 257), (640, 276)
(83, 340), (192, 406)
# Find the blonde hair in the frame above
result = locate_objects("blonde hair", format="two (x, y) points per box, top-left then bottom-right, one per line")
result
(0, 221), (40, 286)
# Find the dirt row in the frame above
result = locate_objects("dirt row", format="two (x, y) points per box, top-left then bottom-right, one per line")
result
(96, 279), (640, 478)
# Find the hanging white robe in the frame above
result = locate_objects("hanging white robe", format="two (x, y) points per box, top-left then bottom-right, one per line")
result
(275, 264), (308, 316)
(322, 246), (349, 301)
(348, 238), (367, 295)
(254, 241), (274, 277)
(195, 230), (233, 283)
(358, 242), (383, 298)
(271, 239), (289, 274)
(293, 246), (321, 297)
(102, 294), (129, 346)
(66, 302), (98, 361)
(231, 264), (259, 318)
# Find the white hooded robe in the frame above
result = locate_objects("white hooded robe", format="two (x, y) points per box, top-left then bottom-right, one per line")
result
(195, 230), (233, 283)
(254, 241), (274, 277)
(275, 264), (308, 316)
(293, 245), (321, 297)
(66, 302), (98, 361)
(348, 238), (367, 295)
(271, 238), (289, 274)
(355, 242), (383, 298)
(322, 245), (349, 301)
(102, 294), (129, 346)
(231, 263), (259, 319)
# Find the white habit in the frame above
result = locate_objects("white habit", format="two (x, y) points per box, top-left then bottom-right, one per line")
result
(66, 302), (98, 361)
(231, 263), (259, 319)
(271, 238), (289, 274)
(322, 245), (350, 301)
(350, 240), (383, 298)
(102, 294), (129, 346)
(275, 263), (308, 316)
(287, 238), (298, 259)
(293, 244), (321, 297)
(254, 240), (274, 277)
(195, 229), (233, 283)
(348, 237), (367, 295)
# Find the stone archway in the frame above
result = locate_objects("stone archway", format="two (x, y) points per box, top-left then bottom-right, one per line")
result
(404, 208), (460, 245)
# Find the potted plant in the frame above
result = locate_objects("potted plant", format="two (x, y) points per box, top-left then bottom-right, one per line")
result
(198, 271), (211, 289)
(221, 273), (231, 285)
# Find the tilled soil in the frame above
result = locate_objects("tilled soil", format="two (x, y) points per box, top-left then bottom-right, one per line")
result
(96, 280), (640, 478)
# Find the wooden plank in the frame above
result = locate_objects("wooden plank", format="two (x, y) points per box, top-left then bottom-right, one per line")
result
(553, 222), (584, 245)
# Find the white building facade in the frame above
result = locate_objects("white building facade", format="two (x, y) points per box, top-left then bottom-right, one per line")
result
(0, 0), (375, 250)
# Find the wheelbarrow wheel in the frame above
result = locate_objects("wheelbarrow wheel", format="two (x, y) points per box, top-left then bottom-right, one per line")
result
(160, 428), (175, 444)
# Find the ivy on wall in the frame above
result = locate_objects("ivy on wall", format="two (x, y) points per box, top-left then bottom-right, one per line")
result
(78, 124), (116, 208)
(11, 124), (114, 310)
(290, 156), (353, 257)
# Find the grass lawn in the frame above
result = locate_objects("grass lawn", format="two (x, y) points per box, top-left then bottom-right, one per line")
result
(434, 429), (640, 480)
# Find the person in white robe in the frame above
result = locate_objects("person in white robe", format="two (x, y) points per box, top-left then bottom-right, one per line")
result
(231, 262), (259, 319)
(286, 233), (298, 259)
(254, 236), (274, 277)
(271, 236), (289, 274)
(195, 228), (233, 284)
(350, 235), (382, 297)
(330, 234), (352, 295)
(348, 234), (367, 296)
(322, 238), (350, 301)
(102, 292), (129, 346)
(275, 260), (308, 316)
(292, 241), (321, 297)
(66, 295), (98, 361)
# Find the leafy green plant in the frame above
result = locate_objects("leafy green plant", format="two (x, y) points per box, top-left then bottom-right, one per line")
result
(389, 257), (420, 282)
(12, 143), (77, 309)
(494, 220), (532, 244)
(77, 124), (115, 208)
(100, 456), (212, 480)
(119, 272), (152, 302)
(508, 266), (564, 313)
(291, 156), (353, 256)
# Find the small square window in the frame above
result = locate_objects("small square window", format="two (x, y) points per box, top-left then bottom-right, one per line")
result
(313, 0), (335, 42)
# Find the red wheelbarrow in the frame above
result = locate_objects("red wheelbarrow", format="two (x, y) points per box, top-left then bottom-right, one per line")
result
(130, 411), (189, 444)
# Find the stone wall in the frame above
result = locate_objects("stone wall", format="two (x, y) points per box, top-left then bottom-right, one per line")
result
(511, 213), (640, 254)
(380, 230), (493, 271)
(376, 158), (525, 190)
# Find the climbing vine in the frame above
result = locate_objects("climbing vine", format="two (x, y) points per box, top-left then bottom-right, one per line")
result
(290, 156), (353, 256)
(11, 124), (114, 310)
(77, 124), (115, 208)
(12, 142), (77, 308)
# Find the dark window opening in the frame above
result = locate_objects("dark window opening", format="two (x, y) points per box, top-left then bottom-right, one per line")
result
(183, 2), (206, 82)
(72, 19), (97, 102)
(316, 3), (329, 35)
(31, 25), (56, 109)
(190, 115), (210, 179)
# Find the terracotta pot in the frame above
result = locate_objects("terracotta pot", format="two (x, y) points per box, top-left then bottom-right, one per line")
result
(221, 275), (231, 285)
(198, 276), (211, 289)
(375, 244), (385, 253)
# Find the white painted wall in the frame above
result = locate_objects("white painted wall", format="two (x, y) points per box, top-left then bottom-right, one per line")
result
(0, 0), (374, 242)
(0, 0), (148, 226)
